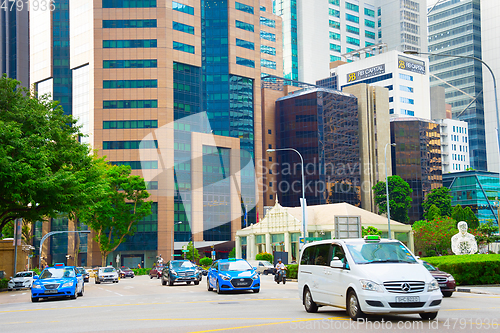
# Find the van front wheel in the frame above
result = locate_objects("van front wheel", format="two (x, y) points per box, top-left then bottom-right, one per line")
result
(347, 291), (365, 320)
(304, 288), (318, 313)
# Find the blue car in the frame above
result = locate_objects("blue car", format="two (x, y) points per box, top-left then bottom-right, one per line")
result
(31, 263), (84, 302)
(207, 259), (260, 294)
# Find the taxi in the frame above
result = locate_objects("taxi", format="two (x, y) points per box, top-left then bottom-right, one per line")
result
(31, 263), (84, 302)
(207, 258), (260, 294)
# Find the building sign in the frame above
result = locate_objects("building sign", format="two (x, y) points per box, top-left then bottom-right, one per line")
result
(347, 64), (385, 83)
(398, 56), (426, 75)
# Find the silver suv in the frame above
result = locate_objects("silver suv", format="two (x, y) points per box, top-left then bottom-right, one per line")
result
(95, 267), (119, 284)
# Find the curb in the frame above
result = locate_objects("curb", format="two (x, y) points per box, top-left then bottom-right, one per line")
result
(456, 288), (500, 295)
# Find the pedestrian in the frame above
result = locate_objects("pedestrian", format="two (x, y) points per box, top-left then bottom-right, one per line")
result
(137, 263), (141, 269)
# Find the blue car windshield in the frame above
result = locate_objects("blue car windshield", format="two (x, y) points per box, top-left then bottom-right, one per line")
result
(39, 268), (75, 279)
(346, 242), (417, 264)
(219, 261), (252, 272)
(171, 261), (195, 269)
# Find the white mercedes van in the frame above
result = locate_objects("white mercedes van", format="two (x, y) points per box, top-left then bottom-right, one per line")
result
(298, 236), (442, 320)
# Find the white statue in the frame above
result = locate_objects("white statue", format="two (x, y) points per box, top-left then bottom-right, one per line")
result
(451, 221), (478, 255)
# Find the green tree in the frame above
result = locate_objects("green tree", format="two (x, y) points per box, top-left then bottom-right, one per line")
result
(475, 220), (500, 253)
(0, 75), (98, 233)
(463, 207), (479, 229)
(256, 252), (273, 263)
(373, 175), (413, 223)
(451, 204), (465, 223)
(228, 247), (236, 258)
(186, 241), (200, 261)
(79, 164), (153, 266)
(422, 187), (452, 219)
(199, 257), (212, 267)
(426, 205), (441, 221)
(412, 216), (458, 256)
(362, 226), (382, 237)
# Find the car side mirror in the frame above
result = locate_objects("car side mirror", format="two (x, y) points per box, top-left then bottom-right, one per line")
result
(34, 276), (39, 280)
(252, 267), (257, 270)
(76, 274), (82, 277)
(330, 258), (344, 268)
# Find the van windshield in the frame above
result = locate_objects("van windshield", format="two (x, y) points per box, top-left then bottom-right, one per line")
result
(346, 242), (417, 264)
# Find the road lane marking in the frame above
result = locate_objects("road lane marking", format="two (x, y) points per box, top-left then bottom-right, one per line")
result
(133, 318), (293, 321)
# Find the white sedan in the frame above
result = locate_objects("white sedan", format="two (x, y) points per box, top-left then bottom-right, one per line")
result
(8, 271), (34, 291)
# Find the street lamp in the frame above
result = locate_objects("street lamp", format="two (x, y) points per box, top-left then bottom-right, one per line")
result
(385, 142), (396, 239)
(171, 221), (182, 260)
(267, 148), (307, 244)
(404, 50), (500, 195)
(38, 230), (91, 270)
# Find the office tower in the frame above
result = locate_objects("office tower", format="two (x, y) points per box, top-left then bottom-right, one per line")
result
(480, 1), (500, 173)
(391, 117), (443, 223)
(30, 0), (282, 267)
(437, 119), (470, 173)
(0, 6), (29, 86)
(427, 0), (486, 171)
(275, 0), (427, 83)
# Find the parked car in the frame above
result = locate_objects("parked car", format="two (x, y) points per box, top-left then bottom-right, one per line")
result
(76, 267), (89, 283)
(8, 271), (34, 291)
(95, 266), (119, 284)
(31, 264), (84, 302)
(207, 259), (260, 294)
(118, 267), (135, 278)
(197, 266), (208, 276)
(247, 260), (274, 275)
(420, 260), (456, 297)
(161, 260), (201, 286)
(149, 265), (163, 279)
(298, 236), (442, 321)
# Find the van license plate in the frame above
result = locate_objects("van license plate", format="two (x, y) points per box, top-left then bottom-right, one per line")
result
(396, 296), (419, 303)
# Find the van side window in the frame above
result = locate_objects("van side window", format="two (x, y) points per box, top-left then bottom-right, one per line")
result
(300, 246), (314, 265)
(301, 244), (331, 266)
(332, 244), (349, 269)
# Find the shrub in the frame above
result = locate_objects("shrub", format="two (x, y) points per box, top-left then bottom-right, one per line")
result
(199, 257), (212, 267)
(228, 248), (235, 258)
(256, 252), (273, 263)
(132, 268), (150, 276)
(423, 254), (500, 285)
(286, 264), (298, 279)
(0, 278), (8, 289)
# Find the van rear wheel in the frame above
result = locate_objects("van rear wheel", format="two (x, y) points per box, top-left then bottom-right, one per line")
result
(347, 290), (365, 320)
(304, 288), (318, 313)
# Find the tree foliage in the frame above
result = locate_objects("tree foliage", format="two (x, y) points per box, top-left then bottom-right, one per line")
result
(362, 226), (382, 237)
(474, 220), (500, 252)
(186, 241), (200, 261)
(78, 163), (152, 266)
(422, 187), (452, 219)
(199, 257), (212, 267)
(228, 247), (236, 258)
(0, 75), (97, 232)
(426, 204), (441, 221)
(256, 252), (273, 263)
(412, 216), (458, 256)
(463, 207), (479, 229)
(451, 204), (465, 222)
(373, 175), (413, 223)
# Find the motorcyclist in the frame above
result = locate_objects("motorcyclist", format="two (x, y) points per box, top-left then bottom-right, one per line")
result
(274, 259), (287, 282)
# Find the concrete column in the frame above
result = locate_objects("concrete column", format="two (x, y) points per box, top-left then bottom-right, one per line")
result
(265, 233), (272, 254)
(235, 236), (241, 259)
(248, 235), (255, 259)
(284, 232), (291, 263)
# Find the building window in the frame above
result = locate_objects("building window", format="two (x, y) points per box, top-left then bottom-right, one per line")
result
(103, 120), (158, 129)
(260, 17), (276, 28)
(346, 36), (360, 46)
(236, 20), (254, 32)
(103, 80), (158, 89)
(260, 45), (276, 55)
(399, 73), (413, 81)
(173, 21), (195, 34)
(103, 59), (157, 68)
(346, 13), (359, 23)
(329, 20), (340, 29)
(103, 100), (157, 109)
(329, 32), (341, 41)
(268, 144), (272, 149)
(365, 41), (374, 47)
(364, 8), (375, 17)
(400, 97), (414, 104)
(236, 38), (255, 50)
(329, 0), (339, 5)
(364, 19), (375, 28)
(389, 108), (394, 114)
(260, 5), (265, 11)
(261, 59), (276, 69)
(102, 0), (156, 8)
(103, 140), (158, 150)
(172, 1), (194, 15)
(400, 109), (414, 116)
(260, 31), (276, 41)
(235, 2), (254, 14)
(268, 129), (272, 134)
(346, 25), (359, 35)
(346, 2), (359, 12)
(329, 9), (340, 17)
(330, 44), (341, 52)
(111, 161), (158, 169)
(330, 55), (341, 62)
(365, 31), (375, 39)
(236, 57), (255, 68)
(103, 19), (157, 28)
(400, 85), (413, 93)
(173, 41), (195, 54)
(389, 97), (393, 102)
(269, 157), (272, 162)
(103, 39), (157, 48)
(378, 30), (382, 38)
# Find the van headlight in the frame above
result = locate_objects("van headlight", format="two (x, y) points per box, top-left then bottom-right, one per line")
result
(428, 279), (439, 292)
(360, 279), (383, 292)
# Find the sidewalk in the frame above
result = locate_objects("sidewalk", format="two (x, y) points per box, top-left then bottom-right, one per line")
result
(456, 285), (500, 295)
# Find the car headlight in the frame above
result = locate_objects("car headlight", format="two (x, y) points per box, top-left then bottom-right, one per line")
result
(171, 271), (177, 275)
(219, 274), (231, 281)
(24, 280), (31, 285)
(360, 279), (383, 292)
(32, 284), (42, 289)
(428, 279), (439, 292)
(62, 282), (74, 288)
(252, 274), (259, 280)
(448, 275), (455, 281)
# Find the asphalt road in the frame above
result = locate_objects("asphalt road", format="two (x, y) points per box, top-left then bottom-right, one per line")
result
(1, 275), (500, 332)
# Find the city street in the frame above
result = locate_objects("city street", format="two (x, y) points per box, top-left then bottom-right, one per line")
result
(1, 275), (500, 332)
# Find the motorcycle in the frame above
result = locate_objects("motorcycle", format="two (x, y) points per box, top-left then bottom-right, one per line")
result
(275, 268), (286, 284)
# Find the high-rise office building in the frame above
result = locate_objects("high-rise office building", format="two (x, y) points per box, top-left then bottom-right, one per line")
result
(30, 0), (282, 267)
(1, 6), (29, 86)
(275, 0), (427, 83)
(427, 0), (486, 171)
